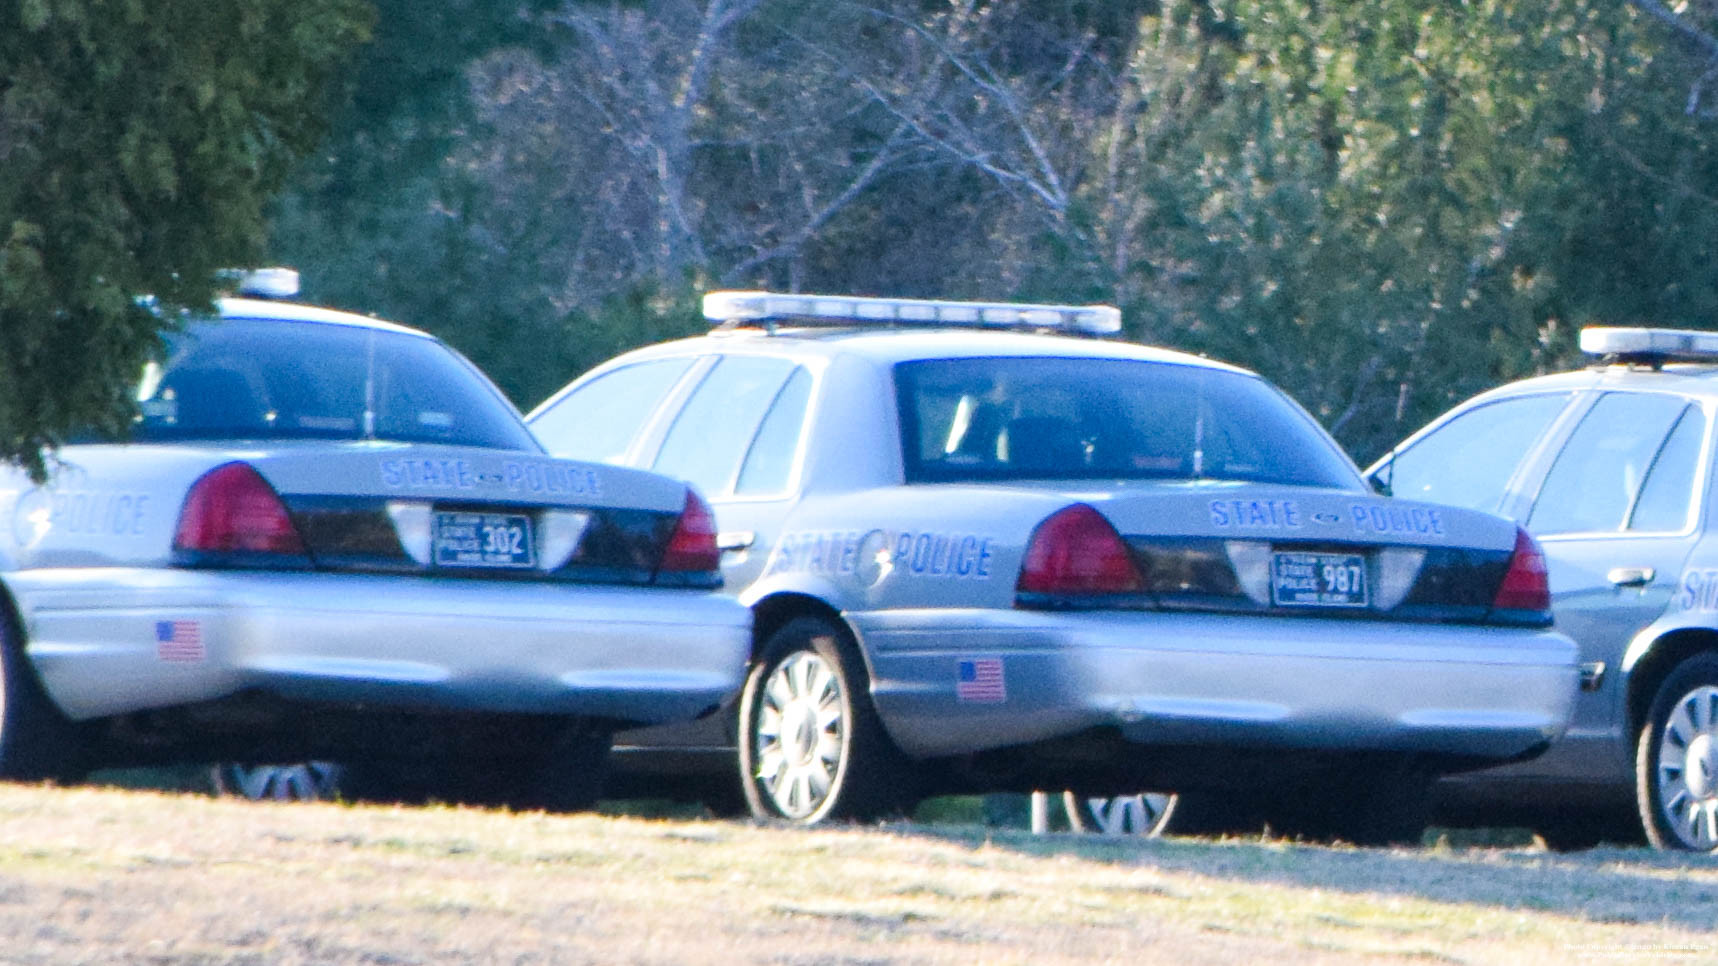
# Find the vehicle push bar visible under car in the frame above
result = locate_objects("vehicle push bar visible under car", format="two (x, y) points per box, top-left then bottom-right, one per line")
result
(1580, 326), (1718, 366)
(703, 290), (1123, 337)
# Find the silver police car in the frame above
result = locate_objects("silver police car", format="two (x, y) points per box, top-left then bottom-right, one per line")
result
(0, 271), (750, 809)
(1376, 327), (1718, 852)
(527, 291), (1578, 843)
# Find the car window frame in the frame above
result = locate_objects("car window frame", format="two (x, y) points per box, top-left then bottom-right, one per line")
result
(1624, 400), (1710, 536)
(729, 365), (818, 502)
(627, 349), (825, 503)
(526, 355), (704, 465)
(1524, 390), (1712, 542)
(1374, 389), (1584, 522)
(533, 353), (715, 468)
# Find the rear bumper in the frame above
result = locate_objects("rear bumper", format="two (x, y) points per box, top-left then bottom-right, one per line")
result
(854, 607), (1577, 766)
(11, 568), (750, 726)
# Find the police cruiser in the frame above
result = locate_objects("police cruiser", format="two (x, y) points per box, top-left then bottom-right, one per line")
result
(1379, 326), (1718, 851)
(0, 271), (750, 808)
(528, 290), (1579, 842)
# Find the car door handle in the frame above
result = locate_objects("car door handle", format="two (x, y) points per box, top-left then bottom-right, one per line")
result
(1607, 566), (1655, 589)
(716, 530), (755, 552)
(1579, 661), (1607, 693)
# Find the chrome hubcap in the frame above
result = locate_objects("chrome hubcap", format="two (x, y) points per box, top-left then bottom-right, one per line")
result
(1066, 792), (1177, 836)
(753, 650), (845, 820)
(1654, 685), (1718, 850)
(213, 762), (343, 802)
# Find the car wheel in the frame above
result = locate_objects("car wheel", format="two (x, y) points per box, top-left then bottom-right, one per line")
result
(1061, 791), (1179, 836)
(0, 615), (85, 783)
(1635, 653), (1718, 852)
(738, 616), (909, 824)
(210, 761), (345, 802)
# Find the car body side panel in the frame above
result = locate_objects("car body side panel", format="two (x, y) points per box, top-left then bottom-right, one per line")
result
(748, 486), (1054, 614)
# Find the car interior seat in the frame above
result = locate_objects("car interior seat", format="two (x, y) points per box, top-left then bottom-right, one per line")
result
(159, 367), (269, 435)
(1003, 416), (1086, 474)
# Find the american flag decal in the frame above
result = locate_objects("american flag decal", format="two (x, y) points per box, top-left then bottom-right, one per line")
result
(955, 657), (1006, 702)
(155, 620), (205, 662)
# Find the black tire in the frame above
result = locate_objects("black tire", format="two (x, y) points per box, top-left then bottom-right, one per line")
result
(1634, 653), (1718, 852)
(0, 612), (85, 783)
(737, 616), (911, 824)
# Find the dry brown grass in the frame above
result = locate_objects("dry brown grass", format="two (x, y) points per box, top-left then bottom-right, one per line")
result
(0, 783), (1714, 965)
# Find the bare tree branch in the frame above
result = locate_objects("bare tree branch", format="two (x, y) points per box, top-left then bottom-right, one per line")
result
(1628, 0), (1718, 117)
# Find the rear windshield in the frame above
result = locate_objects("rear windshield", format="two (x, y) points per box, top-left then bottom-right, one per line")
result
(896, 356), (1359, 488)
(130, 317), (539, 451)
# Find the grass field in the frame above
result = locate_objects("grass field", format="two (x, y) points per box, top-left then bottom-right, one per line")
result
(0, 782), (1714, 965)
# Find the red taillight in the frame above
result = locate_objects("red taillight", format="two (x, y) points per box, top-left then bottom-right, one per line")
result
(173, 462), (307, 557)
(658, 488), (720, 574)
(1017, 504), (1143, 597)
(1492, 526), (1551, 614)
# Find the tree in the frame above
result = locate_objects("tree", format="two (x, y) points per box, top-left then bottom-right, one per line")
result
(262, 0), (1718, 455)
(0, 0), (370, 477)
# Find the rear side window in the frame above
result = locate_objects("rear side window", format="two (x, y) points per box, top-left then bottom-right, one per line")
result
(735, 367), (813, 496)
(653, 355), (798, 497)
(1385, 393), (1572, 513)
(1629, 406), (1706, 532)
(531, 358), (694, 463)
(894, 356), (1359, 488)
(1529, 393), (1700, 535)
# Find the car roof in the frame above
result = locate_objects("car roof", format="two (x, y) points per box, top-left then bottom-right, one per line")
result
(214, 297), (430, 339)
(1466, 361), (1718, 404)
(604, 326), (1257, 376)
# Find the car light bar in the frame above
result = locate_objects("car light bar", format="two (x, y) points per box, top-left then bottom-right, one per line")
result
(1580, 326), (1718, 362)
(703, 290), (1123, 336)
(221, 267), (301, 300)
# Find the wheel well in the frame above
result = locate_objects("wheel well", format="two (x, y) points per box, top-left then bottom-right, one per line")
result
(1626, 628), (1718, 738)
(750, 593), (850, 659)
(0, 579), (26, 651)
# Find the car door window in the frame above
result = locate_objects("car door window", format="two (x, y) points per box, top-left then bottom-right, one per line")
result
(1384, 393), (1572, 512)
(654, 355), (797, 497)
(734, 367), (812, 496)
(1529, 393), (1694, 535)
(1627, 404), (1705, 533)
(531, 358), (694, 463)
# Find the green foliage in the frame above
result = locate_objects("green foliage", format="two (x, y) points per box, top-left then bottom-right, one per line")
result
(1077, 0), (1718, 460)
(263, 0), (1718, 461)
(0, 0), (370, 477)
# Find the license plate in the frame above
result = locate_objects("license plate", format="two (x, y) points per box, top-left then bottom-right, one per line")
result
(1270, 551), (1368, 608)
(433, 511), (535, 569)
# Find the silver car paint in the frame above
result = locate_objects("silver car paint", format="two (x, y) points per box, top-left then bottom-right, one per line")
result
(535, 326), (1579, 771)
(0, 307), (751, 740)
(1378, 365), (1718, 793)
